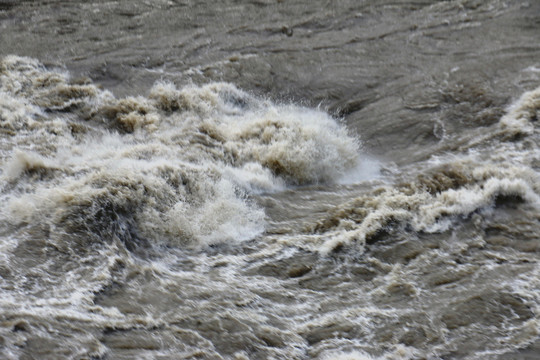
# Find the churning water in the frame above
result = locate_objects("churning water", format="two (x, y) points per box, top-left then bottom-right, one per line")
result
(1, 1), (539, 359)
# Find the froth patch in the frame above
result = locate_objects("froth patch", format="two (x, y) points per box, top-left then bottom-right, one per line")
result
(99, 96), (160, 133)
(1, 56), (364, 186)
(4, 153), (265, 248)
(499, 86), (540, 138)
(320, 351), (376, 360)
(147, 81), (362, 185)
(0, 55), (110, 115)
(0, 91), (43, 132)
(149, 81), (223, 114)
(0, 55), (365, 250)
(215, 105), (360, 185)
(3, 150), (55, 180)
(319, 345), (419, 360)
(165, 179), (265, 245)
(313, 161), (540, 254)
(308, 84), (540, 254)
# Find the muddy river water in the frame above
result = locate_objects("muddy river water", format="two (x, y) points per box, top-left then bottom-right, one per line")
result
(1, 1), (540, 359)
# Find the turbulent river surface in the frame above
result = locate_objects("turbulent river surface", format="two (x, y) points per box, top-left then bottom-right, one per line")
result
(1, 1), (540, 359)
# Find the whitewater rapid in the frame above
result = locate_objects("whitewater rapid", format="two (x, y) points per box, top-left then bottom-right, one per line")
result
(0, 55), (365, 249)
(1, 52), (539, 359)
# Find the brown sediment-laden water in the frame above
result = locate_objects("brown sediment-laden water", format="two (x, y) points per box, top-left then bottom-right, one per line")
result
(0, 1), (539, 359)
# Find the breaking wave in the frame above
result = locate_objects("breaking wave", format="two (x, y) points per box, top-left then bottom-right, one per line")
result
(307, 85), (540, 253)
(0, 55), (362, 248)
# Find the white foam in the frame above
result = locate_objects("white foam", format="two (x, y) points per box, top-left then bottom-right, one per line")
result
(315, 158), (540, 254)
(0, 56), (365, 248)
(499, 86), (540, 136)
(320, 345), (419, 360)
